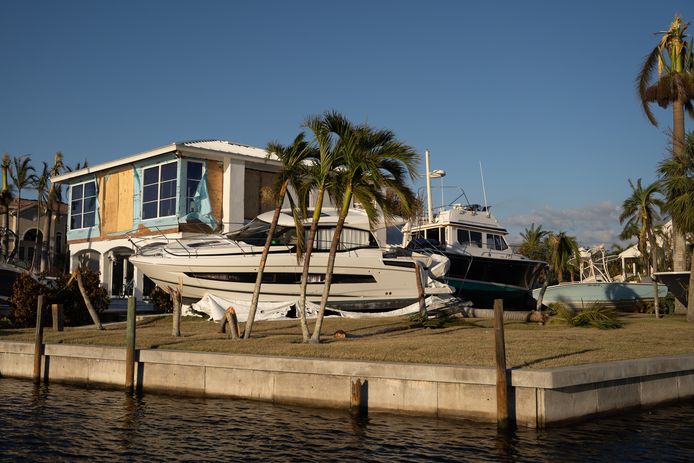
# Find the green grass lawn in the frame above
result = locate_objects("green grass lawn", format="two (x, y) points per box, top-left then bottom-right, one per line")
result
(1, 313), (693, 369)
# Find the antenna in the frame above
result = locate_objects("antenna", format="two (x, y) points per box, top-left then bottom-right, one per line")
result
(425, 149), (433, 223)
(479, 161), (490, 217)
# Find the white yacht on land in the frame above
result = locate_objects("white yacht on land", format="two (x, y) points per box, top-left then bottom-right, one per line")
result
(403, 204), (546, 309)
(129, 208), (452, 311)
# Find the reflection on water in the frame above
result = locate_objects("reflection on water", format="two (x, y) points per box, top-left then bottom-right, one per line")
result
(1, 378), (693, 462)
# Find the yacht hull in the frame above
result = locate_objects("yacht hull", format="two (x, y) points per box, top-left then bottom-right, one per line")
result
(130, 248), (430, 311)
(442, 253), (546, 309)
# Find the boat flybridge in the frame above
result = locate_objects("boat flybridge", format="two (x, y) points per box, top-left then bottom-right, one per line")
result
(403, 203), (546, 309)
(129, 208), (452, 311)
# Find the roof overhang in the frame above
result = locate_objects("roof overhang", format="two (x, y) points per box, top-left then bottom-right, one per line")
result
(51, 140), (280, 184)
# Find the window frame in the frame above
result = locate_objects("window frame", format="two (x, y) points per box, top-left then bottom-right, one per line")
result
(141, 160), (178, 221)
(69, 180), (98, 231)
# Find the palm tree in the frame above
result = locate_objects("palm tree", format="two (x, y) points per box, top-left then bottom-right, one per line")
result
(658, 131), (694, 321)
(0, 153), (15, 261)
(10, 155), (37, 260)
(294, 113), (344, 342)
(32, 161), (50, 273)
(637, 14), (694, 294)
(37, 152), (64, 273)
(518, 223), (550, 260)
(547, 232), (579, 284)
(310, 115), (418, 343)
(243, 133), (315, 339)
(619, 178), (664, 317)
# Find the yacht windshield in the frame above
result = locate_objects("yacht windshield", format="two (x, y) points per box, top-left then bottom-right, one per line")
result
(225, 219), (297, 246)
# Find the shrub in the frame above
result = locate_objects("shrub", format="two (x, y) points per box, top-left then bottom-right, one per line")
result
(52, 269), (109, 326)
(10, 269), (109, 328)
(10, 272), (51, 328)
(149, 286), (173, 313)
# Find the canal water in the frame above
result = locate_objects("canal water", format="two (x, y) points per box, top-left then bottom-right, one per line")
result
(1, 378), (692, 462)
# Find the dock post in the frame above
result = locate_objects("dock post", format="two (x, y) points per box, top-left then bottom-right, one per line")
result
(51, 304), (64, 332)
(414, 263), (427, 319)
(125, 296), (136, 392)
(33, 295), (45, 384)
(350, 378), (368, 418)
(494, 299), (509, 429)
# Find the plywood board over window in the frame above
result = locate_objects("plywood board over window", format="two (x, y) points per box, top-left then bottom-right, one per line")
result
(99, 167), (134, 238)
(206, 160), (223, 228)
(244, 169), (278, 221)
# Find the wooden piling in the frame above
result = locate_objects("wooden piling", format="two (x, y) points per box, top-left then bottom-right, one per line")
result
(33, 295), (44, 384)
(350, 378), (367, 418)
(51, 304), (64, 331)
(414, 263), (427, 319)
(170, 286), (181, 337)
(224, 307), (240, 339)
(493, 298), (509, 429)
(125, 296), (136, 392)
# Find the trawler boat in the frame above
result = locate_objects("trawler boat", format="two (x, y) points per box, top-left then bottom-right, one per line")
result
(129, 208), (452, 311)
(402, 203), (545, 309)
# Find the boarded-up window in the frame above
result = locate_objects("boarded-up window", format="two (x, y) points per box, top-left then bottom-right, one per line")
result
(244, 169), (278, 221)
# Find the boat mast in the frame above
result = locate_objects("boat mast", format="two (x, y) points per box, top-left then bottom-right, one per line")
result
(425, 149), (434, 223)
(480, 161), (490, 218)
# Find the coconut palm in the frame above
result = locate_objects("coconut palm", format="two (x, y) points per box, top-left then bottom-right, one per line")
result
(293, 112), (345, 342)
(518, 223), (550, 261)
(547, 232), (579, 284)
(40, 152), (65, 273)
(10, 155), (37, 259)
(310, 115), (418, 343)
(619, 178), (664, 317)
(0, 153), (15, 261)
(658, 131), (694, 321)
(32, 161), (50, 273)
(637, 14), (694, 289)
(243, 133), (316, 339)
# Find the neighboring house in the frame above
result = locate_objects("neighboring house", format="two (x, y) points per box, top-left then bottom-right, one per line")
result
(4, 198), (68, 274)
(51, 139), (281, 301)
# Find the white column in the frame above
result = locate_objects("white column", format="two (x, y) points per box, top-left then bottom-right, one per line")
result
(222, 158), (246, 233)
(133, 265), (144, 300)
(100, 253), (110, 294)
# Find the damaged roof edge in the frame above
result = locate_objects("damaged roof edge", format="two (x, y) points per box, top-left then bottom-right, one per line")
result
(52, 139), (277, 183)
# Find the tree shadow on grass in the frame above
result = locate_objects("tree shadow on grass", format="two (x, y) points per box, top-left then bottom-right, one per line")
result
(513, 348), (597, 368)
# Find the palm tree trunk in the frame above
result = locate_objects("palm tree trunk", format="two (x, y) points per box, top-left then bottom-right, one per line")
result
(535, 267), (550, 311)
(297, 188), (326, 342)
(41, 197), (53, 273)
(2, 205), (8, 259)
(648, 230), (660, 317)
(76, 269), (104, 330)
(672, 100), (688, 314)
(14, 191), (21, 259)
(310, 192), (351, 343)
(688, 248), (694, 322)
(243, 182), (288, 339)
(32, 204), (42, 273)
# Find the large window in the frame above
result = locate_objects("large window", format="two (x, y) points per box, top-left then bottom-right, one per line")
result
(185, 161), (203, 213)
(142, 162), (177, 220)
(457, 229), (482, 248)
(70, 181), (97, 230)
(486, 234), (508, 251)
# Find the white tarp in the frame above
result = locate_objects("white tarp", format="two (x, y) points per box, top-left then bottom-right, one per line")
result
(182, 293), (457, 323)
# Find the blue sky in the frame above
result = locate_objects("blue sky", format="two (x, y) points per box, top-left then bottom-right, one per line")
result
(1, 0), (693, 246)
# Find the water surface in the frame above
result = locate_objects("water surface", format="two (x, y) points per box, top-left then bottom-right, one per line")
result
(1, 378), (692, 462)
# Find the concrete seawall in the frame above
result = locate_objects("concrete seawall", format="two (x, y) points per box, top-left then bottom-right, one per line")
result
(1, 340), (693, 428)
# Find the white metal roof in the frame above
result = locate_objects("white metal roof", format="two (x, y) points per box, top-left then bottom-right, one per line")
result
(52, 139), (277, 183)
